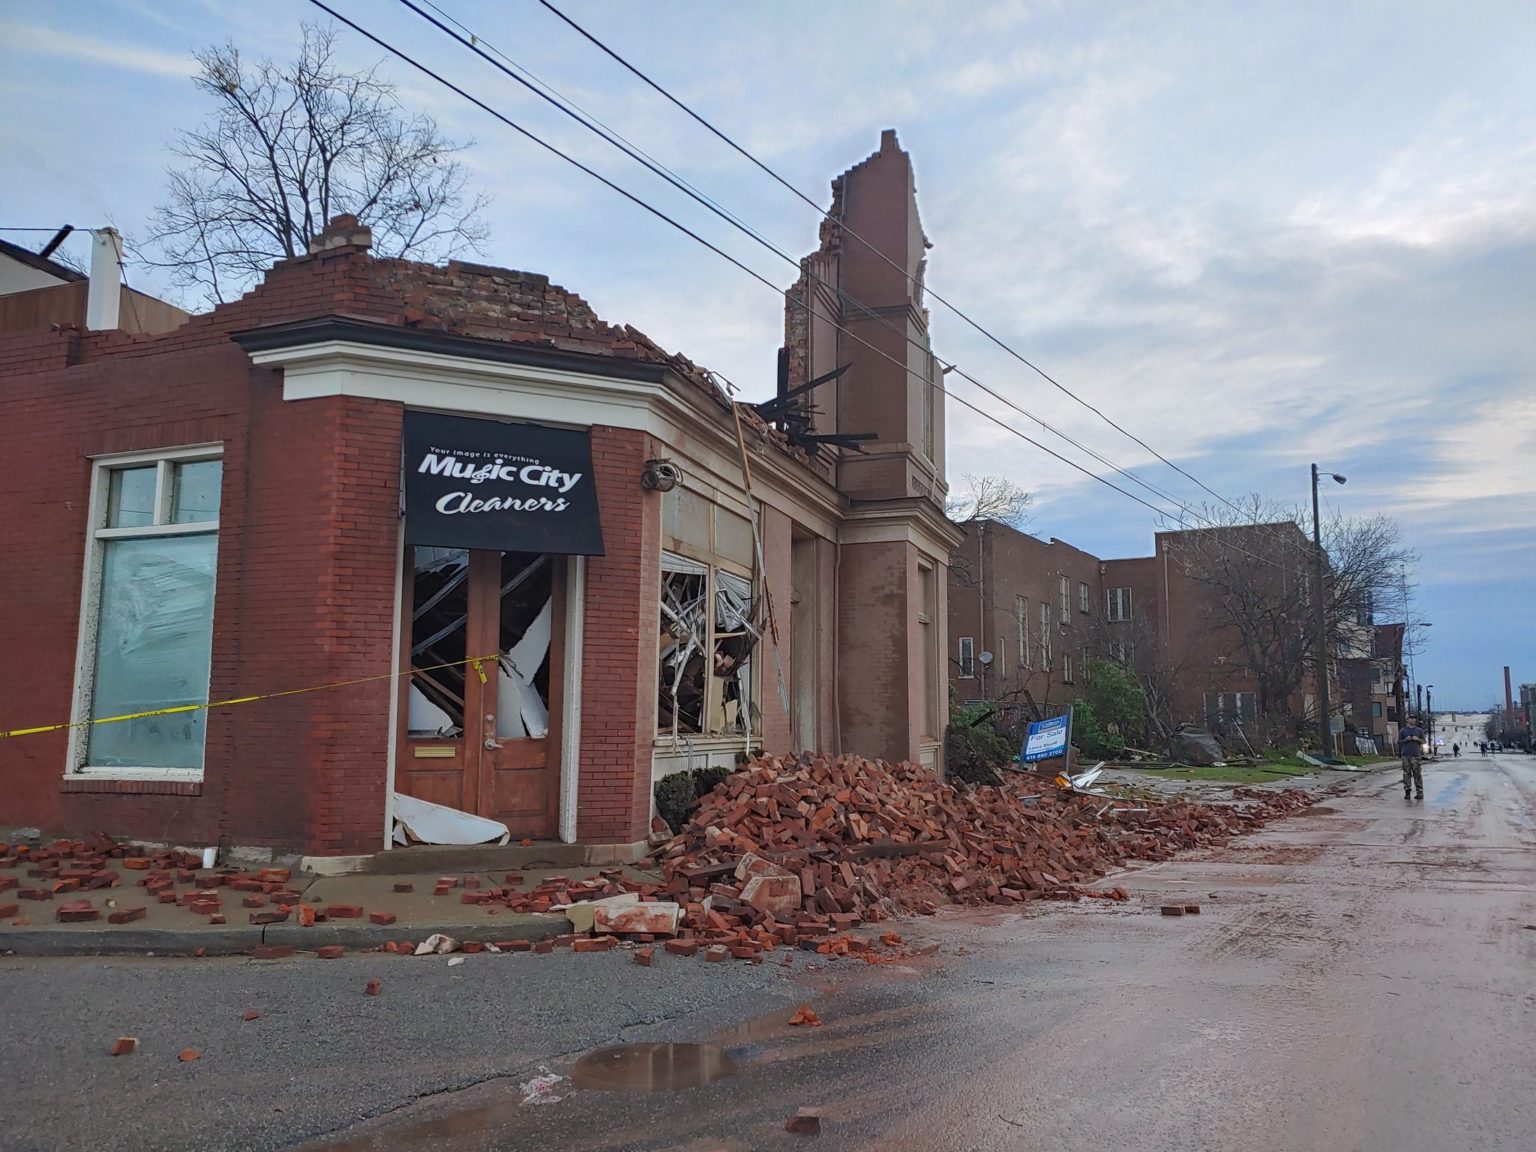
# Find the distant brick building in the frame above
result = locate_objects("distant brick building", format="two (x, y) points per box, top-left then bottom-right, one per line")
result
(948, 522), (1103, 713)
(0, 133), (959, 860)
(950, 519), (1334, 747)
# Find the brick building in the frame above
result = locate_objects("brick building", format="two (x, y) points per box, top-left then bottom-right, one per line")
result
(1337, 623), (1405, 753)
(948, 522), (1104, 713)
(950, 519), (1333, 747)
(0, 133), (959, 861)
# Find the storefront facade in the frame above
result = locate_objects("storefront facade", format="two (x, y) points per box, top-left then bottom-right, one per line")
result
(0, 134), (957, 859)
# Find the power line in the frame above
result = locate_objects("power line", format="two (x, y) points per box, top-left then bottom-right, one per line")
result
(305, 1), (1296, 569)
(395, 0), (1202, 521)
(306, 0), (1190, 525)
(534, 0), (1265, 521)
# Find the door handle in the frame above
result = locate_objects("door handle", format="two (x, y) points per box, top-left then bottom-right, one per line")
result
(484, 738), (502, 750)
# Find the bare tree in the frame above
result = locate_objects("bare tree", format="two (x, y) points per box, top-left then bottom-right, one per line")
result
(142, 23), (488, 303)
(1170, 499), (1417, 746)
(946, 474), (1033, 529)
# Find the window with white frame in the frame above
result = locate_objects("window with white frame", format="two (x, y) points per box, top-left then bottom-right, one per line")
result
(1062, 652), (1075, 684)
(957, 636), (976, 678)
(1059, 575), (1070, 617)
(73, 448), (223, 774)
(1016, 596), (1031, 670)
(996, 635), (1006, 679)
(1107, 586), (1133, 622)
(657, 552), (758, 738)
(1079, 581), (1091, 614)
(1039, 603), (1052, 669)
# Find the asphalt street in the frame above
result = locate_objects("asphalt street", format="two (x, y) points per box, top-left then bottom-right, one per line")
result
(3, 753), (1533, 1152)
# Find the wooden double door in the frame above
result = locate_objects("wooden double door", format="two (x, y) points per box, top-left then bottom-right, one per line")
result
(396, 547), (564, 839)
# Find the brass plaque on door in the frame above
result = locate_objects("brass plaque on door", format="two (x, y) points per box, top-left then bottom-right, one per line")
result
(412, 746), (456, 759)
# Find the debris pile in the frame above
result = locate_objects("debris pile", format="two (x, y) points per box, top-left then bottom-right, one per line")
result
(644, 753), (1317, 953)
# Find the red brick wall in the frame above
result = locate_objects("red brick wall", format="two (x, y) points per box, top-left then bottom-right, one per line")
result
(757, 506), (795, 753)
(836, 540), (914, 761)
(574, 426), (658, 845)
(0, 308), (407, 854)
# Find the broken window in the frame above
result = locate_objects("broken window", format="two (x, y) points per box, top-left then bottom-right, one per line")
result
(407, 548), (552, 741)
(495, 552), (551, 741)
(408, 547), (470, 738)
(713, 570), (755, 735)
(657, 552), (759, 738)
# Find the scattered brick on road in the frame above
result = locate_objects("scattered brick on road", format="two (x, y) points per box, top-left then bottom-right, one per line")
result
(785, 1108), (822, 1135)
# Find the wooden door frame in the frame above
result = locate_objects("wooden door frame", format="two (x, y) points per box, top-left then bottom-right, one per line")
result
(475, 555), (564, 835)
(393, 551), (483, 812)
(395, 548), (563, 838)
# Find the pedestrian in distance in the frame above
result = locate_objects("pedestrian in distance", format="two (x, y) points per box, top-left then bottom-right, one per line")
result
(1453, 742), (1460, 758)
(1398, 718), (1427, 800)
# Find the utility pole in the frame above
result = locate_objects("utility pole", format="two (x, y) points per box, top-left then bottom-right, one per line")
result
(1311, 464), (1346, 757)
(1426, 685), (1435, 757)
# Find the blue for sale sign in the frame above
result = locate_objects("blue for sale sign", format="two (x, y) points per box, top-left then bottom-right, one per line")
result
(1021, 709), (1073, 764)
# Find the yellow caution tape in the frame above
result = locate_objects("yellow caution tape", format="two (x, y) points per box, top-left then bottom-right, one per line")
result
(0, 653), (501, 741)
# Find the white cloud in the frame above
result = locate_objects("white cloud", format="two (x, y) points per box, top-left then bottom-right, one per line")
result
(1, 23), (192, 79)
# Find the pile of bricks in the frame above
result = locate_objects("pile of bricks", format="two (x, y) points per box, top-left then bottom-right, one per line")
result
(0, 833), (310, 927)
(1, 833), (139, 924)
(648, 754), (1319, 939)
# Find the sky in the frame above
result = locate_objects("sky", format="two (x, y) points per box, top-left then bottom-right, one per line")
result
(2, 0), (1533, 710)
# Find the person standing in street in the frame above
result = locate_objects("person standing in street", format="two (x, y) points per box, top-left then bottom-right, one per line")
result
(1453, 742), (1461, 758)
(1399, 719), (1427, 799)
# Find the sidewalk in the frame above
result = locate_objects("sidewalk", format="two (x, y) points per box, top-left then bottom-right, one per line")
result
(0, 838), (669, 956)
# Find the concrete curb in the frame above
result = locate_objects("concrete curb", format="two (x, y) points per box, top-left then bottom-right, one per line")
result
(0, 927), (264, 958)
(263, 915), (570, 951)
(0, 914), (570, 958)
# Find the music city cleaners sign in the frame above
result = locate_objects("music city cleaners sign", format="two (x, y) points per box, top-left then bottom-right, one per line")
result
(403, 412), (605, 555)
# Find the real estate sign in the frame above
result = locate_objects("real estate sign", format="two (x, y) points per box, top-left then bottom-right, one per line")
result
(403, 412), (605, 555)
(1021, 709), (1073, 764)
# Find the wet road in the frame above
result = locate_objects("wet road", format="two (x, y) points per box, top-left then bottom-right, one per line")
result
(310, 754), (1536, 1152)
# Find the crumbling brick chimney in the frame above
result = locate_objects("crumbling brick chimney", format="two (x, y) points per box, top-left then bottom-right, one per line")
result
(308, 214), (373, 255)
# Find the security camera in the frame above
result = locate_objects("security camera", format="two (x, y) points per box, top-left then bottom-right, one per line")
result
(641, 458), (683, 492)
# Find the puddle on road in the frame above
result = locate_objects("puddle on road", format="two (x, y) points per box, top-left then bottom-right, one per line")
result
(571, 1042), (735, 1093)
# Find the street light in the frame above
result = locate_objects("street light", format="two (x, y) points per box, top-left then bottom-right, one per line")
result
(1312, 463), (1346, 757)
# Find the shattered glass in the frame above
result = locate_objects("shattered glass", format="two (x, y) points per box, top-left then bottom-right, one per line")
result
(657, 554), (760, 737)
(408, 547), (470, 737)
(495, 552), (552, 741)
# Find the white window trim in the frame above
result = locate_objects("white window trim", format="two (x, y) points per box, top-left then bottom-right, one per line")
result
(67, 444), (223, 781)
(1039, 603), (1053, 670)
(958, 636), (976, 679)
(1017, 597), (1031, 670)
(1108, 586), (1134, 623)
(655, 549), (761, 743)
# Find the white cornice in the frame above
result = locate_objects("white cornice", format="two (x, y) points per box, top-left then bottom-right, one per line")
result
(251, 339), (846, 539)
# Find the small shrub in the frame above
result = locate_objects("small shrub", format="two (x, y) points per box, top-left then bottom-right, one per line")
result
(654, 771), (696, 834)
(945, 716), (1015, 787)
(690, 765), (729, 798)
(1070, 697), (1126, 760)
